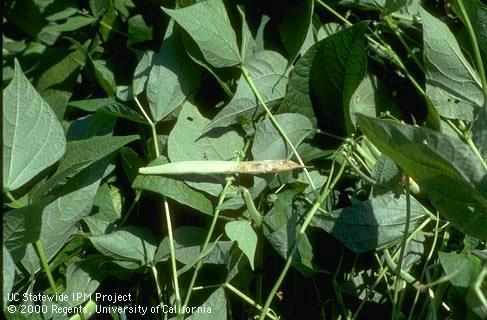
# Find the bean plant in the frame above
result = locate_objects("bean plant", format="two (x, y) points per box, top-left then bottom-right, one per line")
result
(3, 0), (486, 319)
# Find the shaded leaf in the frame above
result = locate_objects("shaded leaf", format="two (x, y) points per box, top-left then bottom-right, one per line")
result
(357, 114), (487, 239)
(310, 193), (427, 253)
(91, 226), (157, 265)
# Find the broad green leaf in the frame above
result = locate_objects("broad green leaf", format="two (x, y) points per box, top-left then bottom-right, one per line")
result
(13, 158), (109, 273)
(44, 16), (97, 32)
(168, 102), (244, 195)
(132, 50), (154, 96)
(349, 73), (400, 126)
(3, 60), (66, 191)
(310, 193), (427, 253)
(162, 0), (241, 68)
(204, 50), (288, 132)
(64, 257), (102, 307)
(225, 220), (257, 270)
(383, 0), (410, 16)
(3, 201), (45, 262)
(68, 98), (117, 112)
(336, 0), (385, 10)
(371, 155), (401, 194)
(278, 0), (314, 65)
(438, 252), (481, 288)
(89, 0), (110, 18)
(100, 5), (119, 42)
(264, 189), (314, 275)
(3, 246), (15, 307)
(133, 158), (213, 215)
(127, 14), (152, 46)
(92, 59), (117, 96)
(90, 226), (157, 265)
(36, 42), (89, 119)
(69, 99), (146, 124)
(238, 6), (256, 64)
(66, 113), (116, 141)
(252, 113), (313, 160)
(316, 22), (343, 41)
(120, 147), (144, 183)
(186, 288), (227, 320)
(147, 23), (200, 121)
(421, 8), (484, 121)
(472, 107), (486, 161)
(357, 114), (487, 239)
(32, 135), (138, 200)
(280, 22), (368, 134)
(84, 183), (121, 235)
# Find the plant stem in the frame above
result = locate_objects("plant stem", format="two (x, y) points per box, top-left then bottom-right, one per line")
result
(241, 66), (318, 196)
(224, 283), (279, 320)
(5, 190), (22, 207)
(134, 96), (160, 158)
(385, 16), (425, 73)
(316, 0), (352, 27)
(164, 199), (182, 312)
(392, 176), (412, 320)
(151, 266), (164, 309)
(182, 178), (234, 316)
(456, 0), (487, 96)
(258, 161), (346, 320)
(34, 240), (58, 295)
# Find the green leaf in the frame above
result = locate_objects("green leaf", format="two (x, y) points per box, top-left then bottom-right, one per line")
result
(204, 50), (288, 132)
(89, 0), (110, 18)
(168, 102), (244, 195)
(127, 14), (153, 46)
(147, 23), (200, 121)
(383, 0), (409, 16)
(310, 193), (427, 253)
(263, 189), (314, 275)
(162, 0), (241, 68)
(280, 22), (368, 134)
(66, 113), (116, 141)
(3, 246), (15, 307)
(64, 257), (102, 307)
(132, 50), (154, 96)
(32, 135), (138, 200)
(337, 0), (385, 11)
(225, 220), (257, 270)
(3, 60), (66, 191)
(84, 183), (122, 235)
(252, 113), (313, 160)
(186, 288), (227, 320)
(472, 106), (487, 161)
(133, 158), (214, 215)
(238, 6), (256, 64)
(36, 42), (89, 119)
(349, 73), (400, 126)
(93, 60), (117, 96)
(90, 226), (157, 265)
(421, 8), (484, 121)
(97, 103), (147, 124)
(68, 98), (117, 112)
(45, 16), (97, 32)
(438, 252), (481, 288)
(357, 114), (487, 239)
(278, 0), (314, 65)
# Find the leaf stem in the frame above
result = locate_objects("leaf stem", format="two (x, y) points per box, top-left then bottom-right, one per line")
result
(182, 178), (234, 317)
(241, 66), (318, 196)
(258, 160), (346, 319)
(164, 199), (182, 312)
(151, 266), (164, 310)
(456, 0), (487, 96)
(223, 283), (279, 320)
(5, 190), (22, 207)
(34, 240), (58, 295)
(392, 175), (412, 320)
(134, 96), (160, 158)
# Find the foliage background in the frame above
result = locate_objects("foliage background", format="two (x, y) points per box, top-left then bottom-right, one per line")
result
(3, 0), (487, 319)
